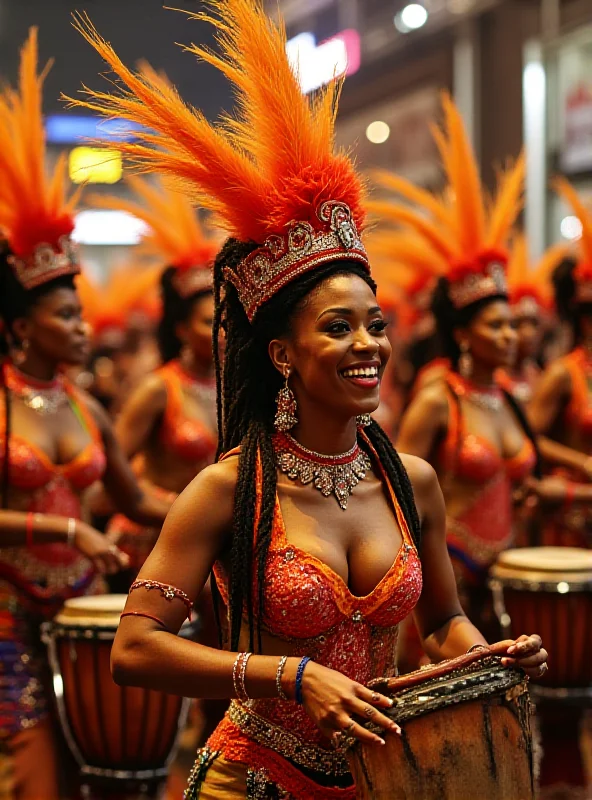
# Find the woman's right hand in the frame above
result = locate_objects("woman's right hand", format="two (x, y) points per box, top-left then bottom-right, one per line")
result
(74, 521), (130, 575)
(300, 661), (401, 746)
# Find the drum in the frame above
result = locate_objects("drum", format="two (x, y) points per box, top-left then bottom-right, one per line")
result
(42, 594), (190, 781)
(489, 547), (592, 696)
(347, 644), (533, 800)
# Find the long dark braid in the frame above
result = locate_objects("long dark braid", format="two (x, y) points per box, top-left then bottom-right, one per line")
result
(212, 239), (422, 652)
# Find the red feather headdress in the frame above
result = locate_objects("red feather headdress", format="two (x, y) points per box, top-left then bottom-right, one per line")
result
(506, 234), (568, 315)
(367, 93), (524, 309)
(90, 176), (217, 298)
(552, 177), (592, 287)
(0, 28), (81, 290)
(64, 1), (368, 321)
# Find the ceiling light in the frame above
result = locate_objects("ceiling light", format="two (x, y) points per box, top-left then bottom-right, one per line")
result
(366, 121), (391, 144)
(394, 4), (428, 33)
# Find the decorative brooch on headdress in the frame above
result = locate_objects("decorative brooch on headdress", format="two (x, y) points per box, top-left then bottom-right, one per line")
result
(0, 28), (81, 290)
(64, 0), (369, 321)
(367, 93), (524, 310)
(91, 176), (217, 299)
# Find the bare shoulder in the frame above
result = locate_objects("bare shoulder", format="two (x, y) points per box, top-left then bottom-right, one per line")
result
(415, 381), (449, 414)
(540, 359), (571, 393)
(121, 372), (168, 411)
(398, 452), (439, 496)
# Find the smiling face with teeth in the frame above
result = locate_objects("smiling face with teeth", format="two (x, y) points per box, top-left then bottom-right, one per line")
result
(268, 272), (391, 426)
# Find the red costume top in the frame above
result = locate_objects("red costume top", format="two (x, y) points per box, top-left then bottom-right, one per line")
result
(207, 438), (422, 798)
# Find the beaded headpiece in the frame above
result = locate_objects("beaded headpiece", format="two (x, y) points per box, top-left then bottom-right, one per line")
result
(91, 176), (217, 299)
(367, 94), (524, 310)
(506, 234), (567, 316)
(553, 177), (592, 300)
(0, 28), (81, 291)
(64, 1), (369, 322)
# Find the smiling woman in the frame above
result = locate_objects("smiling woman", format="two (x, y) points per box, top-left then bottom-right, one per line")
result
(66, 0), (548, 797)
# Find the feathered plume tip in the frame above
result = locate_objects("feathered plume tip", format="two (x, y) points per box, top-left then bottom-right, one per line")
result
(507, 234), (568, 314)
(90, 175), (217, 298)
(369, 93), (524, 309)
(0, 28), (81, 290)
(64, 1), (368, 320)
(552, 177), (592, 284)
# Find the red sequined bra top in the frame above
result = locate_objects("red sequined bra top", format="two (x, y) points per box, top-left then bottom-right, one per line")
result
(208, 435), (422, 798)
(0, 367), (106, 494)
(562, 347), (592, 438)
(157, 360), (217, 464)
(440, 372), (536, 485)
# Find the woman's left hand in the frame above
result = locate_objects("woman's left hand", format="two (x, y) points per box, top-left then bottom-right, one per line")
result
(498, 634), (548, 680)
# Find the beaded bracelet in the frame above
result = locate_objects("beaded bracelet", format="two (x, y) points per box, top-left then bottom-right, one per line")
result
(26, 513), (34, 548)
(294, 656), (312, 705)
(232, 652), (252, 702)
(467, 643), (489, 654)
(276, 655), (289, 701)
(129, 579), (193, 619)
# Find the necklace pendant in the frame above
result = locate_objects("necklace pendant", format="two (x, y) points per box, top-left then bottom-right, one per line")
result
(273, 432), (372, 510)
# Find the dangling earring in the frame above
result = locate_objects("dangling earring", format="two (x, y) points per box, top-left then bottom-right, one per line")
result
(459, 340), (473, 379)
(14, 339), (29, 366)
(356, 414), (372, 427)
(274, 367), (298, 432)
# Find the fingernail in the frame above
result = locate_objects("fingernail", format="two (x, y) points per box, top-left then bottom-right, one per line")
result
(379, 739), (386, 746)
(507, 646), (517, 654)
(387, 698), (394, 707)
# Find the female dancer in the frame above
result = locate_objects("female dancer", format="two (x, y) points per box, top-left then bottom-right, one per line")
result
(529, 178), (592, 547)
(94, 177), (218, 580)
(68, 2), (547, 797)
(0, 30), (171, 798)
(386, 97), (539, 627)
(496, 235), (563, 404)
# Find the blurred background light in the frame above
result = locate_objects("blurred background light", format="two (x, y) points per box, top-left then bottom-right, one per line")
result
(394, 4), (428, 34)
(366, 120), (391, 144)
(560, 215), (583, 240)
(69, 147), (123, 185)
(45, 115), (146, 145)
(286, 29), (361, 94)
(72, 211), (149, 246)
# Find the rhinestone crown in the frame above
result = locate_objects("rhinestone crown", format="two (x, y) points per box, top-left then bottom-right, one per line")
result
(449, 261), (508, 310)
(171, 265), (213, 299)
(8, 235), (80, 291)
(225, 201), (369, 322)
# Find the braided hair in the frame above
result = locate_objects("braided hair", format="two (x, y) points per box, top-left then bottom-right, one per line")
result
(212, 239), (422, 652)
(432, 276), (541, 477)
(0, 249), (77, 508)
(157, 266), (213, 363)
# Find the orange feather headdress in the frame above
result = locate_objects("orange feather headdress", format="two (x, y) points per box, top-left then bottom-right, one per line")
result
(368, 93), (525, 310)
(64, 1), (368, 321)
(552, 177), (592, 287)
(506, 234), (568, 315)
(0, 28), (81, 290)
(90, 175), (217, 298)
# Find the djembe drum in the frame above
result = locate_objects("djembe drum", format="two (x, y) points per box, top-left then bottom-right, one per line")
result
(489, 546), (592, 695)
(42, 594), (191, 784)
(347, 644), (533, 800)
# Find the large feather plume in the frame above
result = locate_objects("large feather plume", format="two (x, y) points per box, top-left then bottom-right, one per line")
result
(368, 93), (524, 279)
(507, 233), (569, 309)
(90, 175), (219, 270)
(0, 28), (80, 258)
(552, 177), (592, 268)
(63, 1), (366, 244)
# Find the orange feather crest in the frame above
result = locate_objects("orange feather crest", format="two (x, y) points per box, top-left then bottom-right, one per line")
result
(552, 177), (592, 283)
(0, 28), (81, 289)
(368, 94), (524, 308)
(506, 234), (568, 312)
(64, 2), (368, 319)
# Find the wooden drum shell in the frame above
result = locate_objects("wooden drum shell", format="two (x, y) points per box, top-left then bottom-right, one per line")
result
(489, 547), (592, 693)
(43, 595), (189, 780)
(348, 647), (533, 800)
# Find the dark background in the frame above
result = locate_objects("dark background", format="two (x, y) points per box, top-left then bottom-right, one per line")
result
(0, 0), (232, 119)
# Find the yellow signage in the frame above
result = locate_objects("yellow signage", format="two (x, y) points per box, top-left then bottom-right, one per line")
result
(69, 147), (122, 184)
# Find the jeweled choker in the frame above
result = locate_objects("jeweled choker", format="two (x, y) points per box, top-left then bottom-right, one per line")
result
(4, 364), (69, 416)
(273, 431), (372, 511)
(453, 373), (503, 412)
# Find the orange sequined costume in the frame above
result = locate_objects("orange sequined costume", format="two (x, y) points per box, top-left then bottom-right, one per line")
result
(0, 364), (105, 736)
(184, 436), (422, 799)
(441, 373), (536, 591)
(107, 360), (217, 571)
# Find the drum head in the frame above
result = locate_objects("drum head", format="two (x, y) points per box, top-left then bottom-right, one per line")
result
(491, 547), (592, 585)
(54, 594), (128, 627)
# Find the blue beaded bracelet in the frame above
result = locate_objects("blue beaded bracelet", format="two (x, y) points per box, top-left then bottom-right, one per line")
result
(295, 656), (312, 705)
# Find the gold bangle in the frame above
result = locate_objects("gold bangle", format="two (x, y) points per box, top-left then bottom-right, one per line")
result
(467, 643), (488, 654)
